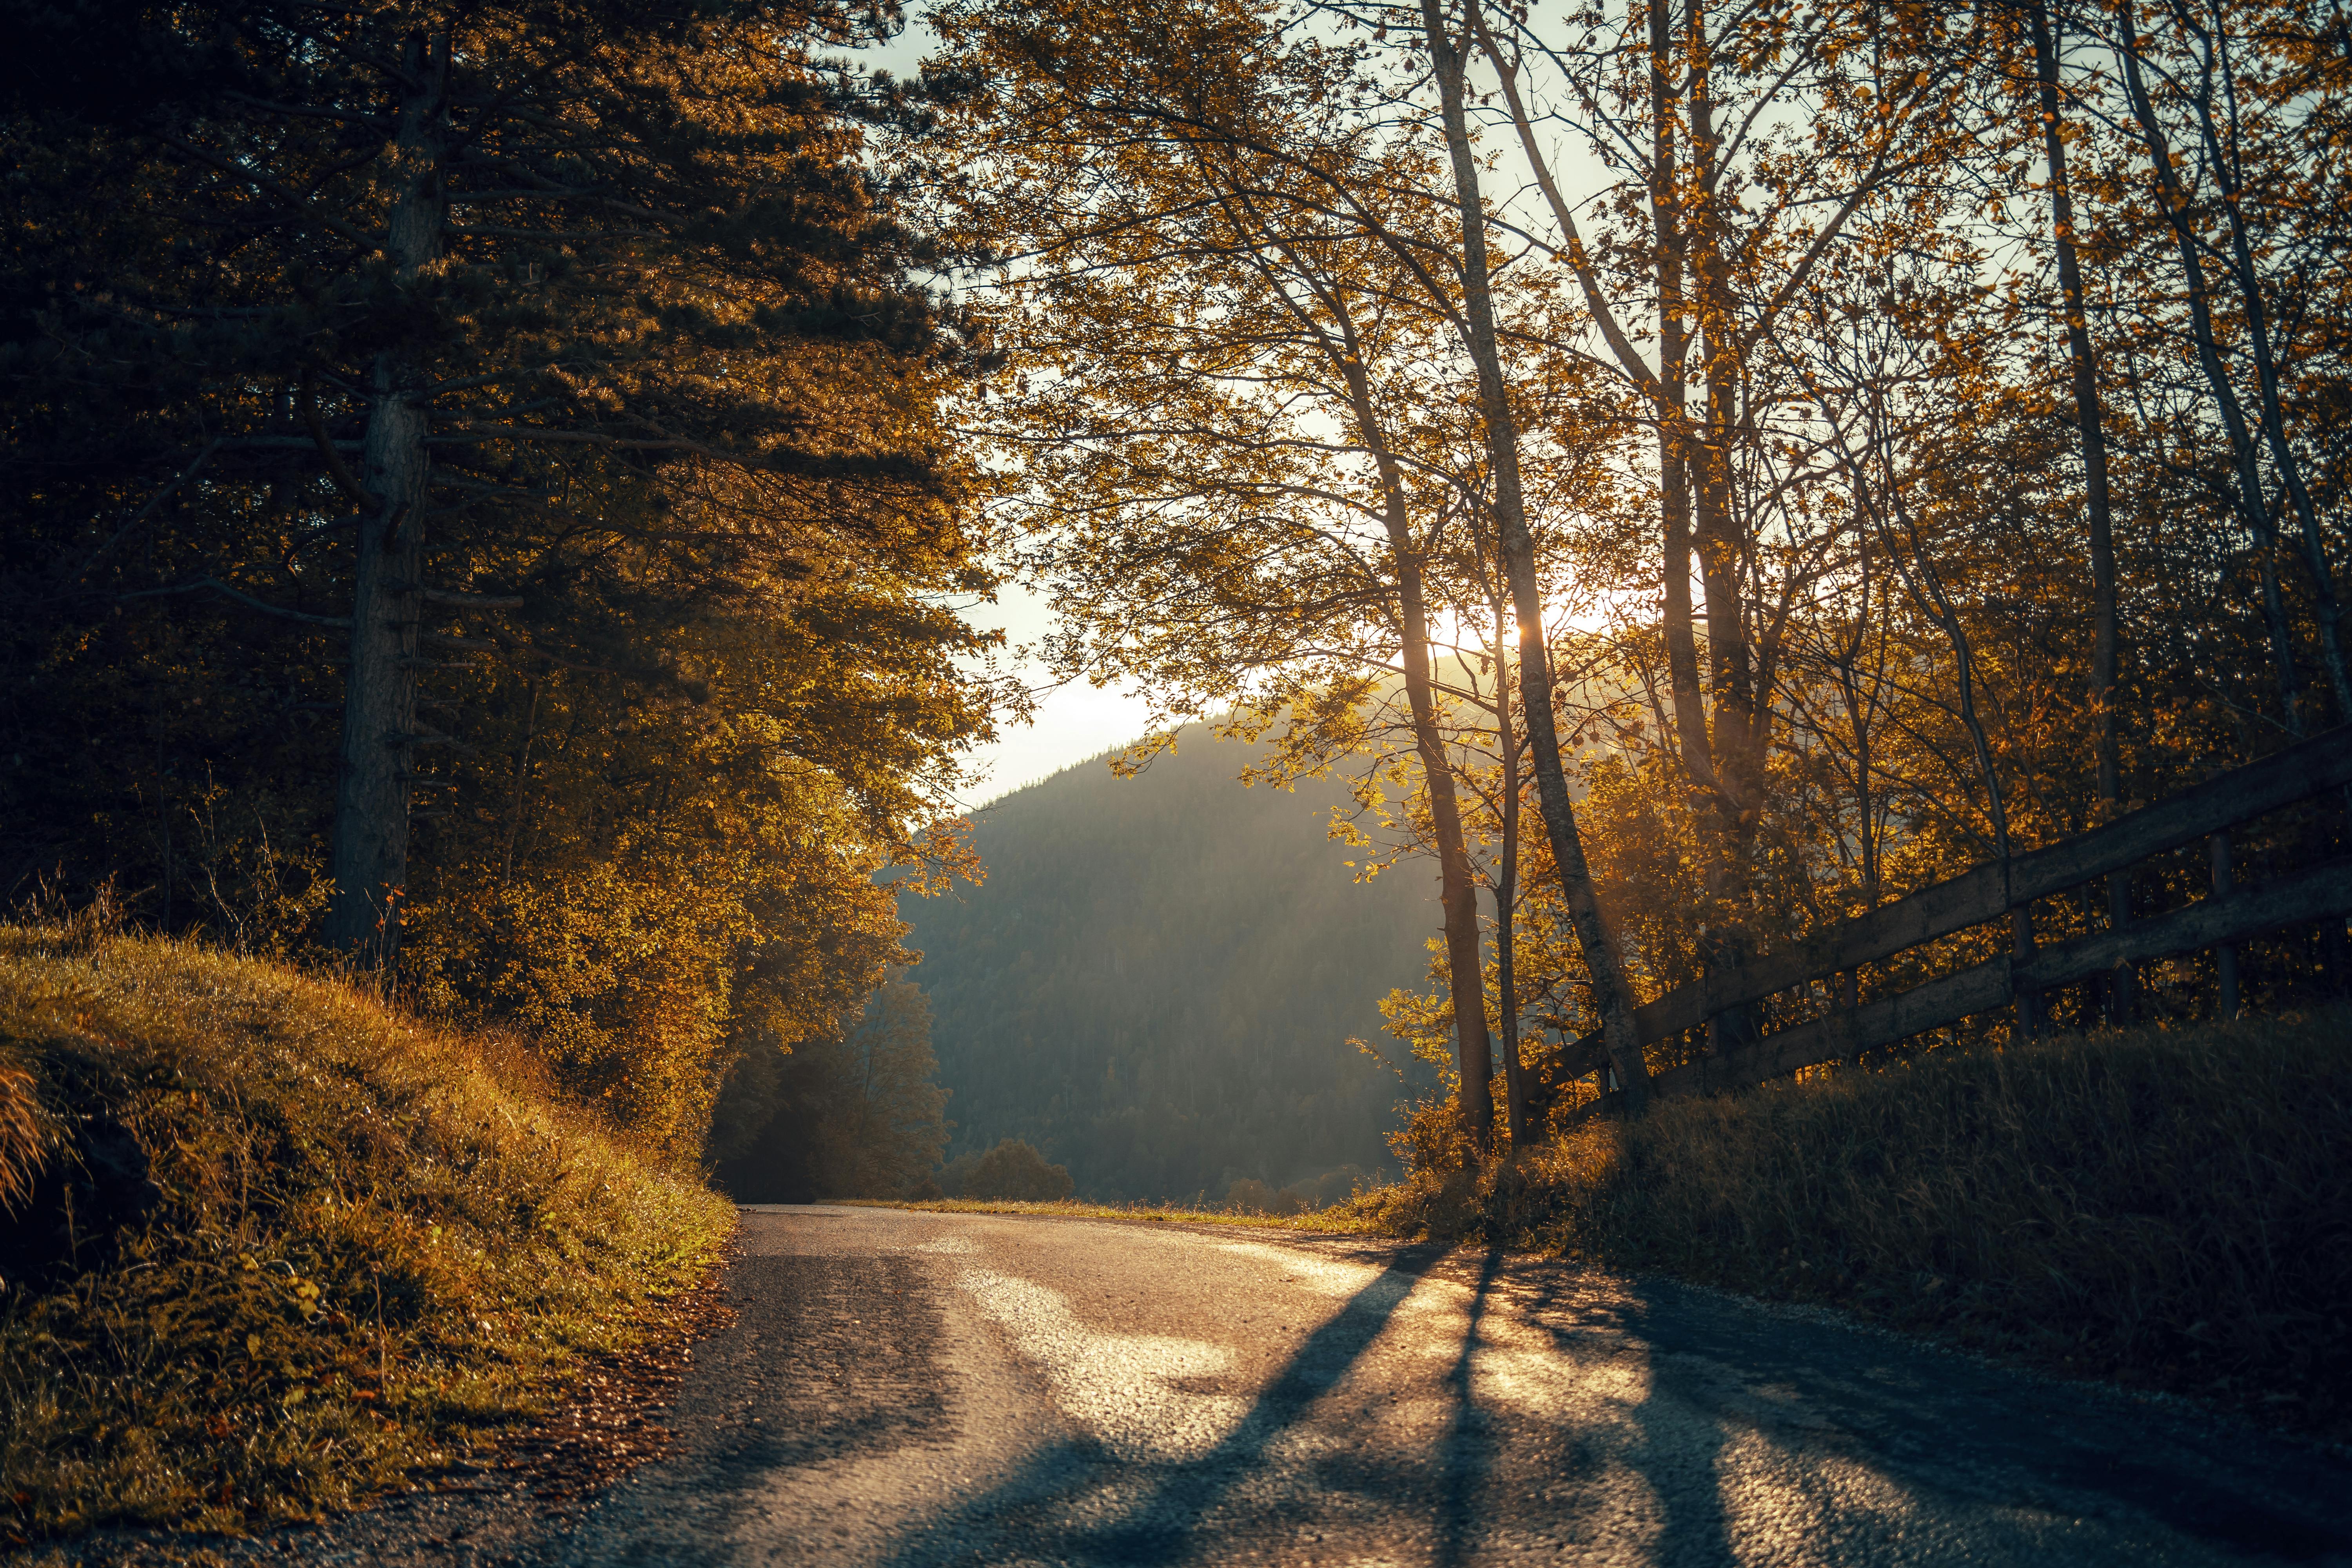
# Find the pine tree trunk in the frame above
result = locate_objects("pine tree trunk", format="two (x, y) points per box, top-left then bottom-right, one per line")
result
(1420, 0), (1649, 1107)
(326, 34), (445, 962)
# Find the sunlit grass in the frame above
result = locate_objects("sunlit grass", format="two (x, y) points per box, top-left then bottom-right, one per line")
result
(837, 1196), (1365, 1230)
(0, 927), (734, 1546)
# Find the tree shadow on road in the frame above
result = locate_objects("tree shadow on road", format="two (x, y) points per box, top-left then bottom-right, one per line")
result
(1432, 1247), (1501, 1568)
(874, 1241), (1460, 1567)
(864, 1241), (2352, 1568)
(1494, 1264), (2352, 1564)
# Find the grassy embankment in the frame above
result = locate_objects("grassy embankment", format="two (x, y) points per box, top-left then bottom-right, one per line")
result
(0, 924), (735, 1548)
(893, 1014), (2350, 1431)
(1345, 1013), (2352, 1430)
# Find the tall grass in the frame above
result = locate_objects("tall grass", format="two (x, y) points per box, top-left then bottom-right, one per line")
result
(1343, 1013), (2352, 1428)
(0, 927), (734, 1546)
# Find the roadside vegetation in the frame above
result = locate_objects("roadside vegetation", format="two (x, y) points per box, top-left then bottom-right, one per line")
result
(879, 1013), (2349, 1435)
(0, 925), (732, 1547)
(1344, 1013), (2352, 1432)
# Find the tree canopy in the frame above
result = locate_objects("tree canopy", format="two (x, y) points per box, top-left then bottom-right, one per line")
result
(1, 0), (1003, 1153)
(934, 0), (2352, 1162)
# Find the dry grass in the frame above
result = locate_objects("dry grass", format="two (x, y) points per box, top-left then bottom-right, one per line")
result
(1340, 1011), (2352, 1430)
(0, 1064), (43, 1215)
(0, 927), (735, 1548)
(839, 1196), (1357, 1230)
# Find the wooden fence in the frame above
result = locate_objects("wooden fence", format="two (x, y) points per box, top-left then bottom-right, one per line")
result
(1557, 723), (2352, 1112)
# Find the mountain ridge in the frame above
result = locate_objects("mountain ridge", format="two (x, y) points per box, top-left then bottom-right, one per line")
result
(899, 728), (1445, 1201)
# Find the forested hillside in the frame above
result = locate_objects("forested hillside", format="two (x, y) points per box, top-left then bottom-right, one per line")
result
(902, 730), (1442, 1200)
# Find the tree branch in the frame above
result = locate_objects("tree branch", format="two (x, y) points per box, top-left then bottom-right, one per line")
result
(121, 577), (352, 628)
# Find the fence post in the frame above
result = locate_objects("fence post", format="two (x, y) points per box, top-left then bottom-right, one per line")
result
(2107, 865), (2136, 1026)
(2211, 829), (2239, 1021)
(2011, 905), (2039, 1041)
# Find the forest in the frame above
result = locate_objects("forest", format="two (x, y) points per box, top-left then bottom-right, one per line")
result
(5, 0), (2352, 1182)
(0, 0), (1005, 1162)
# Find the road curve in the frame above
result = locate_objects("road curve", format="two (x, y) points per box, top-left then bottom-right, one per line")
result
(254, 1204), (2352, 1566)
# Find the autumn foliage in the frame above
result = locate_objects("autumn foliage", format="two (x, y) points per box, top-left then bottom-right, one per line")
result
(938, 0), (2352, 1148)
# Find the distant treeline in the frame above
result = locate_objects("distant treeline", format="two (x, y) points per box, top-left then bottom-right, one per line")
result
(898, 730), (1441, 1201)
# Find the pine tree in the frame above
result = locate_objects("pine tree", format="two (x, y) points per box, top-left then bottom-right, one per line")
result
(1, 0), (989, 963)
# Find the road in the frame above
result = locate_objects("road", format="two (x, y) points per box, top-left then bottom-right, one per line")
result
(254, 1204), (2352, 1566)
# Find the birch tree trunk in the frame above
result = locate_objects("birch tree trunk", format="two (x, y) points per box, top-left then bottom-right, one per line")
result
(2030, 0), (2135, 1018)
(1492, 593), (1529, 1147)
(1396, 546), (1498, 1153)
(1419, 0), (1649, 1107)
(1317, 278), (1501, 1153)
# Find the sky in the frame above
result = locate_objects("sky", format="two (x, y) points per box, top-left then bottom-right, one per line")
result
(818, 23), (1156, 804)
(848, 20), (1171, 805)
(953, 584), (1158, 807)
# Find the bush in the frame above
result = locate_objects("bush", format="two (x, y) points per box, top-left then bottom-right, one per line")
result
(708, 978), (949, 1203)
(1225, 1177), (1314, 1215)
(954, 1139), (1074, 1201)
(1341, 1012), (2352, 1432)
(0, 928), (733, 1544)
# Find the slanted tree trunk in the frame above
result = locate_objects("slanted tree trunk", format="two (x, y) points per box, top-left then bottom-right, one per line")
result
(2117, 2), (2303, 742)
(2174, 6), (2352, 721)
(326, 32), (446, 963)
(2029, 0), (2134, 1019)
(1396, 553), (1497, 1154)
(1325, 339), (1498, 1154)
(1492, 591), (1530, 1147)
(1420, 0), (1648, 1107)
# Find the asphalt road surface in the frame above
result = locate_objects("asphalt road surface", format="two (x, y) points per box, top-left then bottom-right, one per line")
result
(252, 1204), (2352, 1566)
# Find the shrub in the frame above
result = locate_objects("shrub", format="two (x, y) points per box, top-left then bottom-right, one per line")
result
(1225, 1177), (1314, 1215)
(955, 1139), (1074, 1201)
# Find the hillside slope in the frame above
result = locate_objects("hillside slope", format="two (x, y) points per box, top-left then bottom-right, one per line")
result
(900, 731), (1443, 1200)
(0, 926), (731, 1543)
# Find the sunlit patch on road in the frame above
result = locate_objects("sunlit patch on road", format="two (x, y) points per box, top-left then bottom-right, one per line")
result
(952, 1265), (1250, 1463)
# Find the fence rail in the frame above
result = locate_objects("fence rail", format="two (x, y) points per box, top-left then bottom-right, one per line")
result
(1558, 724), (2352, 1110)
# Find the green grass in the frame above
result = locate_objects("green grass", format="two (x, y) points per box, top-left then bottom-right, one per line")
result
(0, 927), (735, 1548)
(1338, 1011), (2352, 1431)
